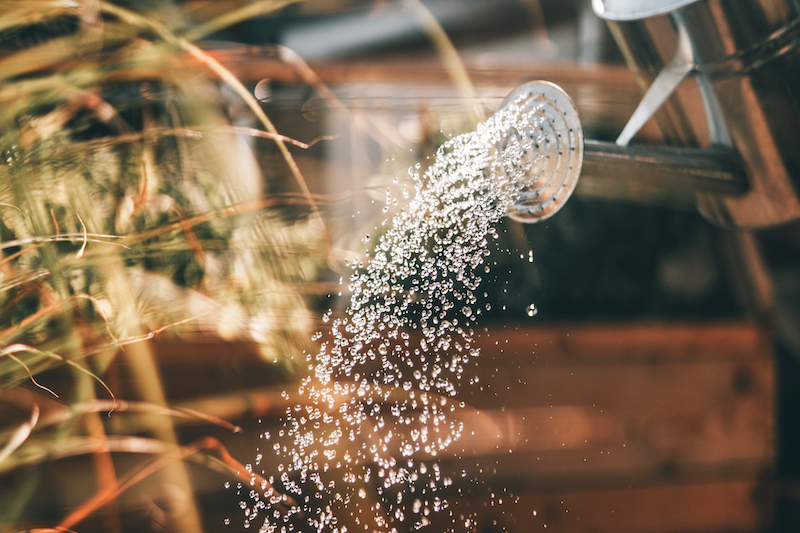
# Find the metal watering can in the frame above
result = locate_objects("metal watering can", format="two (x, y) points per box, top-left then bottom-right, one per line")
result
(502, 0), (800, 228)
(592, 0), (800, 229)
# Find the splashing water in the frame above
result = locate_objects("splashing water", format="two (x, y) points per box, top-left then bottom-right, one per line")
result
(243, 82), (582, 533)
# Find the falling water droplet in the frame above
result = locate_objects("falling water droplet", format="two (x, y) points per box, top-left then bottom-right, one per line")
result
(254, 78), (271, 102)
(526, 303), (538, 317)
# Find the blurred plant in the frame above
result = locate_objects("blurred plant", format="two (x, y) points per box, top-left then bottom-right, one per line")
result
(0, 1), (327, 531)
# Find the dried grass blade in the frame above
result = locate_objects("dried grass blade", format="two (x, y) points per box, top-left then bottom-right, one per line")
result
(182, 0), (301, 42)
(0, 34), (81, 82)
(56, 436), (289, 530)
(17, 527), (75, 533)
(62, 360), (116, 414)
(74, 214), (88, 259)
(1, 346), (59, 398)
(0, 1), (77, 34)
(0, 202), (24, 213)
(72, 294), (118, 344)
(404, 0), (483, 122)
(123, 195), (340, 245)
(0, 293), (108, 343)
(78, 315), (207, 360)
(50, 208), (59, 234)
(0, 275), (48, 316)
(0, 403), (39, 465)
(0, 233), (128, 252)
(64, 126), (333, 153)
(37, 399), (242, 433)
(0, 300), (63, 344)
(0, 344), (116, 410)
(222, 126), (336, 149)
(0, 269), (50, 294)
(0, 245), (43, 268)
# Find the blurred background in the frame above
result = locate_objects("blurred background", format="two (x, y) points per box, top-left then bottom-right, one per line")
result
(0, 0), (797, 532)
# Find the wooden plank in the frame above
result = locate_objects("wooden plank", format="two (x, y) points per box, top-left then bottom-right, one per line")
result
(210, 52), (646, 138)
(201, 50), (637, 89)
(117, 48), (650, 138)
(440, 323), (775, 490)
(429, 481), (766, 533)
(469, 322), (772, 365)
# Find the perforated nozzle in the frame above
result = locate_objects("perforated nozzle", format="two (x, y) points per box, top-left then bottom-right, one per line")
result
(496, 81), (584, 223)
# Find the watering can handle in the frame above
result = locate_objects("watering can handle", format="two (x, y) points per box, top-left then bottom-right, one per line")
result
(615, 23), (695, 146)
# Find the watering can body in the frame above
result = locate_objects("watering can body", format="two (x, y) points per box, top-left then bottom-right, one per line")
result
(594, 0), (800, 229)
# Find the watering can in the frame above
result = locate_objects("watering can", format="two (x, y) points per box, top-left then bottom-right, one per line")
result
(591, 0), (800, 229)
(507, 0), (800, 228)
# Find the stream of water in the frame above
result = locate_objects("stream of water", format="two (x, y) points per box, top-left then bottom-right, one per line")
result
(242, 83), (581, 533)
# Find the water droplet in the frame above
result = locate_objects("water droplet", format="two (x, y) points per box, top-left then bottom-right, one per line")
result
(254, 78), (271, 101)
(526, 303), (538, 317)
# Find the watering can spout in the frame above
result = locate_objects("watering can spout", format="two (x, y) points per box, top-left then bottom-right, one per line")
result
(495, 81), (584, 223)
